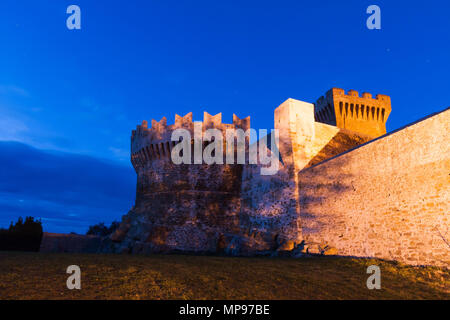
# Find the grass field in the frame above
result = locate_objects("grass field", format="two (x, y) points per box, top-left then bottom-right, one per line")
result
(0, 251), (448, 300)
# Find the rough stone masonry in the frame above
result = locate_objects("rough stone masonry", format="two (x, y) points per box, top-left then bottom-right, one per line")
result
(103, 88), (449, 268)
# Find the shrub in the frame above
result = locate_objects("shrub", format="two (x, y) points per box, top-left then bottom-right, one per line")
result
(86, 221), (120, 237)
(0, 217), (43, 251)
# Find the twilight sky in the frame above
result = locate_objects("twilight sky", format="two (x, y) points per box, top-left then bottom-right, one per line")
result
(0, 0), (449, 233)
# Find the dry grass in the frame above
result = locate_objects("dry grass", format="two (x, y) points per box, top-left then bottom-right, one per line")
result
(0, 251), (448, 300)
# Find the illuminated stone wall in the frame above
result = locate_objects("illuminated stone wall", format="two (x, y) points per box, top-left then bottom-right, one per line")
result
(299, 108), (450, 267)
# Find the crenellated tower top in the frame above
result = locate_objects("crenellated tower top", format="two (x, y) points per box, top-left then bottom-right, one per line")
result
(130, 112), (250, 171)
(314, 88), (391, 137)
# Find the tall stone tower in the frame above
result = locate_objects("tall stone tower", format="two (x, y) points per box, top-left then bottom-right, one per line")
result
(121, 112), (251, 254)
(314, 88), (391, 137)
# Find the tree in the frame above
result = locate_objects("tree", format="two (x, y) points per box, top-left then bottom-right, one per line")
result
(0, 216), (43, 251)
(86, 221), (120, 237)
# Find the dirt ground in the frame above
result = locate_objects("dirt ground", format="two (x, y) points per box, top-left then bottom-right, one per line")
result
(0, 251), (448, 299)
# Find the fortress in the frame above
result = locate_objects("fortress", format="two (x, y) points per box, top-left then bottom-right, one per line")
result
(105, 88), (449, 268)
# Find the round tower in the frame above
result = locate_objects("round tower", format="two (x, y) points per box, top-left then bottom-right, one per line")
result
(119, 112), (251, 254)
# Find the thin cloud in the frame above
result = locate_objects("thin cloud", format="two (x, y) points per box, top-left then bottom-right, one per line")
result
(0, 85), (29, 97)
(0, 141), (135, 233)
(0, 115), (29, 141)
(109, 146), (129, 160)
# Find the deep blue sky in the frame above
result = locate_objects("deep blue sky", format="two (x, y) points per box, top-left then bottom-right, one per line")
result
(0, 1), (448, 233)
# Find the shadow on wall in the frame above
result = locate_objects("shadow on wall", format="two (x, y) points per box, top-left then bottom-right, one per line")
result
(238, 161), (301, 253)
(306, 130), (372, 168)
(298, 155), (355, 236)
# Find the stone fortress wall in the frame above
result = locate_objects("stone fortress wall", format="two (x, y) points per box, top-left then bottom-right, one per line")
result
(107, 88), (449, 267)
(299, 107), (450, 267)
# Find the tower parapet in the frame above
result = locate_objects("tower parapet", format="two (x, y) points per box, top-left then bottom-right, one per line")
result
(130, 112), (250, 171)
(314, 88), (391, 137)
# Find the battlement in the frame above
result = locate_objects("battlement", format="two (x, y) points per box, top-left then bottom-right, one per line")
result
(132, 112), (250, 138)
(315, 88), (391, 137)
(130, 112), (250, 171)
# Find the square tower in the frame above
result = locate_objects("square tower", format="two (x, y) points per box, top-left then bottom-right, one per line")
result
(314, 88), (391, 137)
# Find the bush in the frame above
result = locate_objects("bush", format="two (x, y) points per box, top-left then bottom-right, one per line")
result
(0, 217), (43, 251)
(86, 221), (120, 237)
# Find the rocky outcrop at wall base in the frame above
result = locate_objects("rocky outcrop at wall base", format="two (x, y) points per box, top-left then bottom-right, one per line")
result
(101, 206), (281, 256)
